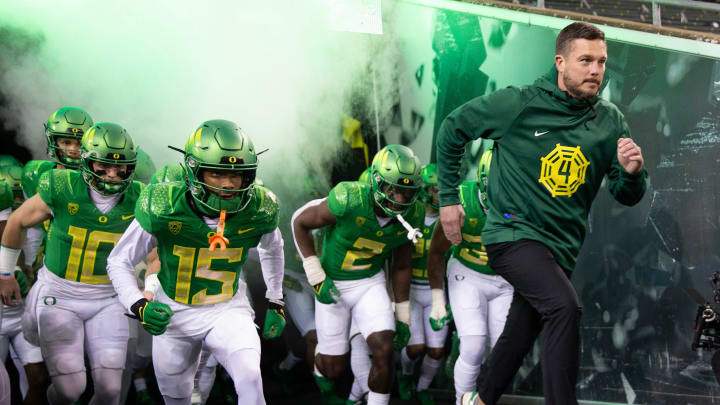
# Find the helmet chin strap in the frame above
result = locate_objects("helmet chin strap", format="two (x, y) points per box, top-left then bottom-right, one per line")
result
(396, 214), (422, 244)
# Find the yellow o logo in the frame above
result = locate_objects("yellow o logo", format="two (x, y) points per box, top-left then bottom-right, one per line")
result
(98, 216), (108, 223)
(376, 231), (383, 237)
(229, 156), (237, 163)
(113, 153), (120, 159)
(403, 178), (409, 184)
(207, 231), (216, 239)
(71, 128), (80, 133)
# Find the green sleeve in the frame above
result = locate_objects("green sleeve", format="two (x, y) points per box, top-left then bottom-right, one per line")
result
(436, 86), (524, 206)
(134, 185), (155, 233)
(606, 118), (648, 206)
(0, 182), (13, 212)
(36, 170), (55, 211)
(327, 182), (351, 219)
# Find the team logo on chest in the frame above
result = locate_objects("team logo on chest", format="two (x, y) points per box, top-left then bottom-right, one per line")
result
(355, 217), (366, 227)
(67, 203), (79, 215)
(168, 221), (183, 235)
(469, 218), (478, 228)
(538, 144), (589, 197)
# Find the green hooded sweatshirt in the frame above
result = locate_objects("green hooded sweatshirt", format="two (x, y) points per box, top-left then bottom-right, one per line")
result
(436, 66), (648, 271)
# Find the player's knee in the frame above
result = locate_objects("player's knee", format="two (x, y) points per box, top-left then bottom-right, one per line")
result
(459, 335), (486, 366)
(52, 373), (86, 403)
(427, 347), (444, 360)
(228, 351), (262, 391)
(370, 340), (394, 365)
(50, 353), (85, 376)
(96, 349), (126, 369)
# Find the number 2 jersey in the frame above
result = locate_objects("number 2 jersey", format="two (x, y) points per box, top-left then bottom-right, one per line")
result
(134, 181), (280, 305)
(37, 169), (143, 294)
(321, 181), (424, 281)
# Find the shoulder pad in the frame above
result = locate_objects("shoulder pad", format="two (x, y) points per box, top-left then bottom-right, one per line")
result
(135, 181), (186, 225)
(328, 181), (367, 218)
(247, 185), (280, 227)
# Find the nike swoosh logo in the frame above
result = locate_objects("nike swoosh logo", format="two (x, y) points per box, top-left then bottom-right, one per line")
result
(237, 227), (255, 235)
(121, 215), (135, 220)
(534, 131), (549, 137)
(397, 230), (406, 235)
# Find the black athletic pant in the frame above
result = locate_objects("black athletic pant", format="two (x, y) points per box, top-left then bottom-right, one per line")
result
(477, 239), (581, 405)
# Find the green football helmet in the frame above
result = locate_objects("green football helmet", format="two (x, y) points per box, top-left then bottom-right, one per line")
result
(183, 119), (257, 215)
(0, 165), (24, 208)
(370, 144), (422, 216)
(0, 155), (22, 168)
(477, 149), (492, 204)
(150, 164), (184, 184)
(45, 107), (94, 169)
(134, 148), (157, 185)
(80, 122), (137, 195)
(420, 163), (439, 210)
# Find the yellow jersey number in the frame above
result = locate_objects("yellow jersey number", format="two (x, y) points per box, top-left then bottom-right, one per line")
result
(172, 246), (244, 305)
(458, 233), (488, 266)
(341, 237), (386, 270)
(65, 225), (122, 284)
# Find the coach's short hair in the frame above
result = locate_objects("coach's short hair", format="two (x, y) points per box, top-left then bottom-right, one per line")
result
(556, 22), (605, 56)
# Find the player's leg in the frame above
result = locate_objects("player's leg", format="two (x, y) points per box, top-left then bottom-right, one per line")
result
(152, 333), (203, 405)
(38, 300), (87, 405)
(354, 275), (396, 405)
(275, 279), (315, 394)
(204, 308), (263, 405)
(348, 322), (370, 403)
(448, 260), (490, 405)
(0, 361), (9, 405)
(416, 294), (449, 405)
(398, 286), (426, 400)
(10, 331), (48, 404)
(194, 344), (217, 404)
(487, 279), (513, 348)
(84, 298), (130, 405)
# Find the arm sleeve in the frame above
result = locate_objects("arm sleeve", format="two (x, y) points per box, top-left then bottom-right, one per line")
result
(107, 219), (158, 312)
(22, 226), (45, 267)
(606, 119), (648, 206)
(436, 87), (524, 206)
(257, 227), (284, 301)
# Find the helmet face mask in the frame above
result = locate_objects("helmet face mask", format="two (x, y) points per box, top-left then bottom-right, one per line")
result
(477, 149), (492, 204)
(183, 120), (258, 216)
(45, 107), (94, 169)
(370, 144), (422, 217)
(80, 123), (137, 196)
(420, 163), (439, 210)
(0, 165), (24, 208)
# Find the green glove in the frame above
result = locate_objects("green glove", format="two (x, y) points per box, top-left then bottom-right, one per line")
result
(130, 299), (174, 335)
(13, 270), (29, 298)
(429, 303), (453, 331)
(393, 320), (411, 351)
(262, 300), (286, 339)
(312, 278), (340, 305)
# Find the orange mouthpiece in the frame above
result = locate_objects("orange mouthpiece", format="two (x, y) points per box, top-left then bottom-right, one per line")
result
(208, 210), (229, 251)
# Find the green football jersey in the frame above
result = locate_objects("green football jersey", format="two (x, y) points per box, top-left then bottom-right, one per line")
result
(135, 182), (280, 305)
(150, 164), (184, 184)
(0, 181), (13, 212)
(410, 214), (437, 286)
(22, 160), (55, 198)
(451, 181), (494, 275)
(38, 169), (143, 284)
(321, 181), (424, 281)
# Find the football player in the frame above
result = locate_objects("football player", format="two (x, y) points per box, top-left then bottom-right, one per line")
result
(427, 150), (513, 404)
(292, 144), (424, 405)
(0, 122), (141, 405)
(397, 163), (447, 405)
(0, 163), (49, 405)
(107, 119), (285, 405)
(21, 107), (94, 270)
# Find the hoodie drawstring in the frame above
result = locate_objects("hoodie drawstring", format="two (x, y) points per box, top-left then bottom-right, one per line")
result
(584, 99), (598, 130)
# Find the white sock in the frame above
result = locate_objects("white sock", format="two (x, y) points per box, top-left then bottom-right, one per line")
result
(350, 334), (370, 396)
(133, 377), (148, 392)
(279, 351), (302, 371)
(349, 379), (363, 401)
(454, 357), (482, 405)
(366, 391), (390, 405)
(400, 347), (418, 376)
(417, 355), (442, 391)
